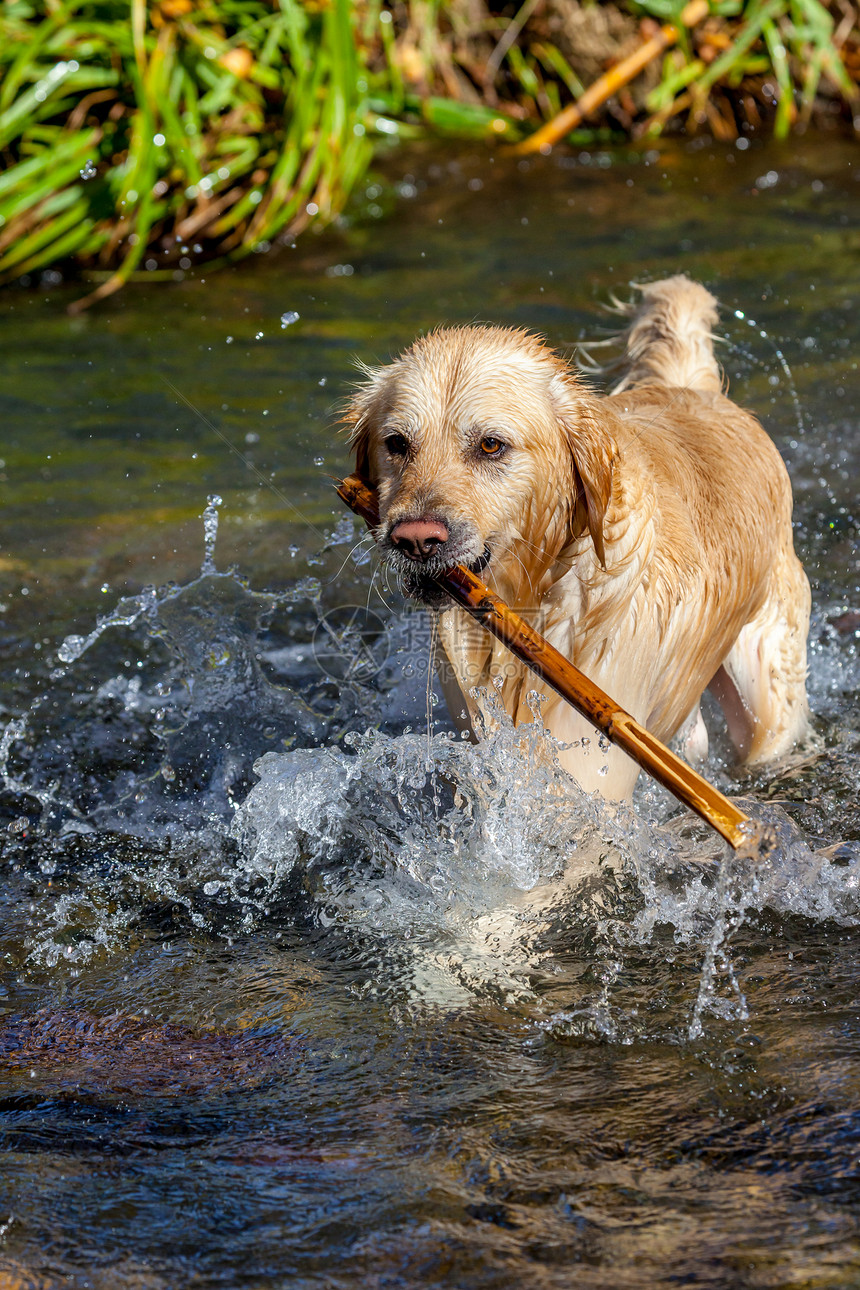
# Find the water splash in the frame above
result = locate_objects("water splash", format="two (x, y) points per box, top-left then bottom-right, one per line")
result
(232, 688), (601, 905)
(231, 687), (860, 1020)
(732, 308), (805, 436)
(3, 505), (860, 1035)
(55, 586), (159, 666)
(0, 526), (332, 841)
(688, 852), (752, 1040)
(201, 493), (222, 575)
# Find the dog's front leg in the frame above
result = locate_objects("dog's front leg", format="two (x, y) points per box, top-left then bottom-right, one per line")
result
(432, 605), (495, 739)
(433, 629), (477, 742)
(543, 697), (642, 800)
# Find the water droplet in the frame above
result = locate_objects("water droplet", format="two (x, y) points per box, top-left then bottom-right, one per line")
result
(57, 634), (86, 664)
(732, 310), (805, 435)
(201, 495), (222, 575)
(79, 159), (97, 180)
(280, 311), (300, 328)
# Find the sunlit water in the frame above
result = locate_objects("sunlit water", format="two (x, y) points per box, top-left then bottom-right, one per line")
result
(0, 136), (858, 1288)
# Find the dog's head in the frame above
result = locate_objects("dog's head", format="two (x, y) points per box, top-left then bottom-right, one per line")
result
(343, 326), (616, 602)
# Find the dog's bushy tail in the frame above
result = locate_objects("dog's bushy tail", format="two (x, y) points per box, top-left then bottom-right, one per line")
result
(610, 275), (722, 395)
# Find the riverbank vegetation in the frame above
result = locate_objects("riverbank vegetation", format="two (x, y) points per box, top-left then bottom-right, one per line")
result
(1, 0), (858, 304)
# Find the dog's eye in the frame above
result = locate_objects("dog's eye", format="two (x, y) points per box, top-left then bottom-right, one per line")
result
(479, 436), (506, 457)
(384, 433), (410, 457)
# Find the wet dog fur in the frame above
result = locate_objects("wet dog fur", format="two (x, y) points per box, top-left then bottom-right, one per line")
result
(344, 276), (811, 799)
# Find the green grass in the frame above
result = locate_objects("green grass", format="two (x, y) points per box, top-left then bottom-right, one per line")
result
(0, 0), (380, 304)
(0, 0), (856, 304)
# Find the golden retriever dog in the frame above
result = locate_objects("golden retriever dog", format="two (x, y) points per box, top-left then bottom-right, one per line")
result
(345, 276), (811, 800)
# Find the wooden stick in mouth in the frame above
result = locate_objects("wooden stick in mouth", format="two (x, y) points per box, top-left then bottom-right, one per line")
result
(335, 473), (770, 856)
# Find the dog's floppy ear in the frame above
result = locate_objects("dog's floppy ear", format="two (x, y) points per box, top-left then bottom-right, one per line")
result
(340, 361), (391, 482)
(550, 372), (617, 570)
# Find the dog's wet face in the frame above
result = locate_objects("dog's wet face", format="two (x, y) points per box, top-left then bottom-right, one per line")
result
(344, 326), (608, 603)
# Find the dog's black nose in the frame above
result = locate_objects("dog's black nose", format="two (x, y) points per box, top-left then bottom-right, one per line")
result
(389, 518), (449, 562)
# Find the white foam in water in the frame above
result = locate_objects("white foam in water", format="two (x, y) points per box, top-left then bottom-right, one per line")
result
(232, 692), (594, 904)
(230, 685), (860, 1012)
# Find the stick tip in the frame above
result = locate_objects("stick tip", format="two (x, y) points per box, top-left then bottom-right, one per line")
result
(732, 817), (778, 861)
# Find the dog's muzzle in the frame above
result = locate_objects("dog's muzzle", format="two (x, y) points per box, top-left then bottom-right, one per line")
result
(382, 514), (492, 603)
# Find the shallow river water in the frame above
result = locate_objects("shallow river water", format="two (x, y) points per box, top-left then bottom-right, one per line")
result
(0, 135), (858, 1288)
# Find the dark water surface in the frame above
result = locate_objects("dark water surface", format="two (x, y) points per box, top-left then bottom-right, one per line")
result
(0, 136), (858, 1288)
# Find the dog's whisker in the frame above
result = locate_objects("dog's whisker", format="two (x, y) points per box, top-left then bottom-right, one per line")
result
(366, 566), (379, 615)
(494, 538), (537, 599)
(327, 534), (375, 585)
(511, 533), (555, 562)
(376, 567), (397, 615)
(512, 531), (585, 575)
(367, 564), (396, 616)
